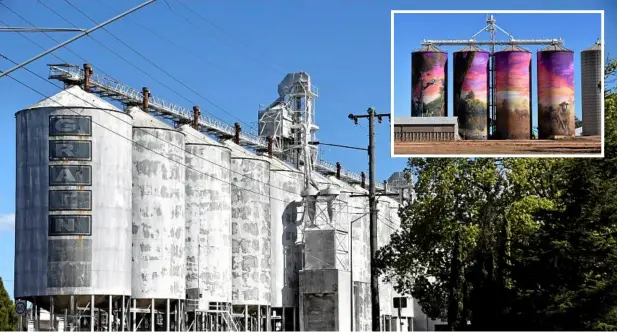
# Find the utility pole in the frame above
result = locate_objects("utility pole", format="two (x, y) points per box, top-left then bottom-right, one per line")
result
(348, 107), (390, 332)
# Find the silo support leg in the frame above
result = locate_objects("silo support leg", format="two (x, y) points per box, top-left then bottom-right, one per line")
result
(121, 296), (125, 332)
(132, 299), (136, 332)
(257, 305), (261, 332)
(166, 299), (170, 332)
(150, 299), (155, 332)
(50, 296), (55, 331)
(244, 306), (248, 332)
(108, 295), (113, 332)
(90, 295), (95, 332)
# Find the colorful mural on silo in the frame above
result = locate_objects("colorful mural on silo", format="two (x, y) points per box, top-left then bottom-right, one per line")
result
(411, 48), (448, 117)
(453, 47), (490, 140)
(537, 48), (575, 138)
(495, 46), (532, 140)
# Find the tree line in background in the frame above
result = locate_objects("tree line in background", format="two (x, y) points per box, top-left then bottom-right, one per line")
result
(377, 58), (617, 330)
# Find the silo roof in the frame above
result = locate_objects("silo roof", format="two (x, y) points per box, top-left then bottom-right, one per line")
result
(456, 45), (488, 52)
(221, 139), (270, 163)
(414, 44), (445, 53)
(178, 124), (227, 148)
(539, 44), (573, 52)
(23, 85), (119, 111)
(497, 45), (530, 52)
(583, 40), (602, 51)
(127, 106), (176, 130)
(268, 156), (301, 173)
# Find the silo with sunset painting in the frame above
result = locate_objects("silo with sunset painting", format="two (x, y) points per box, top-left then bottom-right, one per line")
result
(537, 45), (576, 138)
(453, 45), (490, 140)
(494, 45), (533, 140)
(411, 45), (448, 117)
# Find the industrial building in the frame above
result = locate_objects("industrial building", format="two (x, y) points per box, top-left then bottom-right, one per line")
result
(14, 64), (419, 331)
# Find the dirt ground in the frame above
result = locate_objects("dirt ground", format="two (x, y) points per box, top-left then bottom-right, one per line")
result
(393, 136), (602, 156)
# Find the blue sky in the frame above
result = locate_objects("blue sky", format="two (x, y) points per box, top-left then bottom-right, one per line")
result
(0, 0), (615, 299)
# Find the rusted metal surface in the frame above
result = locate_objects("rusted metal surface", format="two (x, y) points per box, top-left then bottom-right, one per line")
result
(537, 49), (576, 138)
(411, 49), (448, 117)
(495, 48), (532, 139)
(453, 48), (490, 140)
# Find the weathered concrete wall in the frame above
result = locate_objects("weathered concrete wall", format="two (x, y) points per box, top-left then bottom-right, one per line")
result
(378, 198), (394, 316)
(129, 107), (186, 300)
(354, 281), (372, 332)
(15, 86), (132, 299)
(180, 125), (232, 309)
(224, 141), (272, 305)
(299, 269), (351, 331)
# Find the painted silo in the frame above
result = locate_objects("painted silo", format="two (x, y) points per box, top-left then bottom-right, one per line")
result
(128, 106), (186, 303)
(221, 140), (272, 308)
(15, 85), (132, 313)
(179, 124), (232, 311)
(495, 45), (533, 139)
(453, 45), (490, 139)
(538, 45), (576, 138)
(268, 156), (303, 330)
(411, 45), (448, 117)
(581, 40), (602, 136)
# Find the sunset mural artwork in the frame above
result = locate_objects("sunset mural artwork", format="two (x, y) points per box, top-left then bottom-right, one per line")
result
(411, 52), (448, 117)
(453, 50), (490, 140)
(495, 50), (532, 139)
(537, 50), (575, 138)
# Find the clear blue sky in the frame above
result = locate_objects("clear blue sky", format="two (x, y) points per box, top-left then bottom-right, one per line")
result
(0, 0), (615, 299)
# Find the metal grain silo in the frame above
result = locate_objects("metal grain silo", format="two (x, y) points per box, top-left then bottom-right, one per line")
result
(411, 45), (448, 117)
(221, 140), (271, 330)
(15, 85), (132, 328)
(581, 40), (602, 136)
(178, 124), (232, 322)
(537, 45), (576, 138)
(494, 45), (533, 139)
(128, 106), (186, 326)
(268, 157), (303, 331)
(453, 45), (490, 139)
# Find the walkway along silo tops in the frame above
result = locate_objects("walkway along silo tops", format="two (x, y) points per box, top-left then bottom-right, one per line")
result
(178, 124), (233, 331)
(581, 40), (602, 137)
(221, 140), (272, 332)
(453, 45), (490, 140)
(494, 45), (533, 139)
(127, 106), (186, 330)
(411, 45), (449, 117)
(537, 44), (576, 138)
(15, 85), (132, 330)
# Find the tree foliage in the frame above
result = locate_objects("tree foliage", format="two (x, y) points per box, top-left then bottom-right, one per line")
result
(377, 57), (617, 331)
(0, 277), (17, 331)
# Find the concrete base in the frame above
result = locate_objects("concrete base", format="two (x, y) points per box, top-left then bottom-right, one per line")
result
(299, 269), (351, 331)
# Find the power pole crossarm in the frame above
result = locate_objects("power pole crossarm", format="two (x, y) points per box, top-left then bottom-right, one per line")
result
(348, 107), (390, 332)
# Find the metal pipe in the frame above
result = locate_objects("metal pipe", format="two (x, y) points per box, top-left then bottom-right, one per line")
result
(83, 63), (92, 92)
(0, 27), (87, 32)
(335, 162), (342, 179)
(192, 106), (200, 129)
(421, 38), (561, 46)
(361, 172), (366, 189)
(142, 87), (150, 112)
(0, 0), (158, 78)
(234, 122), (241, 145)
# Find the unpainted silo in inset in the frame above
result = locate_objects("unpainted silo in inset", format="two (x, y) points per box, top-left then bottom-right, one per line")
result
(268, 156), (303, 331)
(128, 106), (186, 319)
(581, 40), (602, 136)
(221, 140), (271, 326)
(494, 45), (533, 139)
(411, 45), (448, 117)
(178, 124), (232, 315)
(15, 85), (132, 325)
(453, 45), (490, 140)
(537, 45), (576, 138)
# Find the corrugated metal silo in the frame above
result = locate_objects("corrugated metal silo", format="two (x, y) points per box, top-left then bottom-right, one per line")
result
(537, 45), (576, 138)
(411, 45), (448, 117)
(581, 40), (602, 136)
(178, 124), (232, 312)
(453, 45), (490, 139)
(495, 45), (533, 139)
(268, 156), (303, 331)
(128, 107), (186, 307)
(15, 85), (132, 322)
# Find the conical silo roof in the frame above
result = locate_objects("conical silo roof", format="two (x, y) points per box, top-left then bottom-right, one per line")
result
(126, 105), (175, 129)
(23, 85), (119, 111)
(540, 44), (572, 52)
(221, 139), (270, 163)
(583, 39), (602, 51)
(414, 44), (445, 53)
(497, 45), (531, 52)
(178, 124), (226, 147)
(456, 45), (487, 52)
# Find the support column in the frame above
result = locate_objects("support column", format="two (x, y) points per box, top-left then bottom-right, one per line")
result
(266, 306), (271, 332)
(281, 308), (285, 332)
(257, 305), (261, 332)
(64, 309), (68, 332)
(108, 295), (113, 331)
(150, 299), (155, 332)
(121, 296), (126, 332)
(131, 299), (136, 332)
(244, 305), (248, 332)
(166, 299), (170, 332)
(174, 301), (179, 332)
(50, 296), (55, 331)
(91, 295), (95, 332)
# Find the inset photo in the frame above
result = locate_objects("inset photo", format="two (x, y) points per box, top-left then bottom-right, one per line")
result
(391, 10), (604, 157)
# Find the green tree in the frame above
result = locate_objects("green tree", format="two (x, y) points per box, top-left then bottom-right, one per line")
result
(0, 277), (17, 331)
(575, 115), (583, 128)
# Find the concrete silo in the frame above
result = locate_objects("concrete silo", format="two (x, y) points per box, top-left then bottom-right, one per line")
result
(377, 198), (393, 330)
(453, 45), (490, 140)
(178, 124), (233, 330)
(537, 45), (576, 138)
(411, 45), (449, 117)
(267, 157), (303, 332)
(494, 45), (533, 139)
(221, 140), (272, 331)
(350, 185), (371, 332)
(15, 85), (132, 330)
(581, 40), (602, 136)
(128, 106), (186, 330)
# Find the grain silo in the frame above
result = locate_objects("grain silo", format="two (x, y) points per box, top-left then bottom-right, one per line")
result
(537, 45), (576, 138)
(494, 45), (533, 139)
(128, 106), (186, 331)
(411, 45), (448, 117)
(267, 156), (303, 332)
(377, 197), (393, 330)
(221, 140), (272, 331)
(350, 185), (371, 332)
(178, 124), (233, 331)
(15, 85), (132, 330)
(453, 45), (490, 140)
(581, 40), (602, 136)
